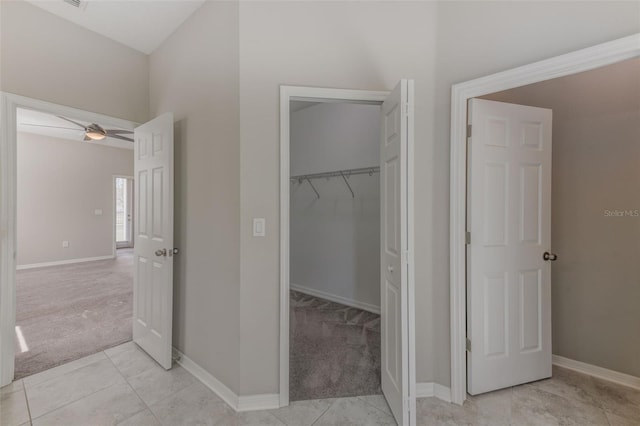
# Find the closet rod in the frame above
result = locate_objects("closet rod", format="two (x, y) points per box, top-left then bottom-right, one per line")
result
(290, 166), (380, 182)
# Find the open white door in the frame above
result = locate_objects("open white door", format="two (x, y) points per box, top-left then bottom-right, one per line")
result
(133, 113), (174, 369)
(467, 99), (553, 395)
(381, 80), (415, 426)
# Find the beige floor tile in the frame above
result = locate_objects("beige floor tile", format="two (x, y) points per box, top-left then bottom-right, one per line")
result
(127, 364), (197, 406)
(269, 398), (334, 426)
(1, 379), (24, 396)
(605, 410), (640, 426)
(232, 410), (287, 425)
(23, 352), (107, 388)
(32, 382), (145, 426)
(359, 394), (393, 416)
(26, 357), (125, 419)
(528, 366), (603, 408)
(313, 397), (397, 426)
(105, 342), (138, 358)
(117, 409), (161, 426)
(106, 344), (159, 379)
(1, 387), (30, 426)
(149, 382), (231, 426)
(417, 395), (510, 426)
(511, 385), (610, 426)
(589, 377), (640, 422)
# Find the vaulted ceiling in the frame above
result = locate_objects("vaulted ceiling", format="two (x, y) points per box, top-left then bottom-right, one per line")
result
(25, 0), (205, 54)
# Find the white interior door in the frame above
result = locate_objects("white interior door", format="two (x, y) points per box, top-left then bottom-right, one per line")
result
(467, 98), (553, 395)
(133, 113), (174, 369)
(381, 80), (415, 426)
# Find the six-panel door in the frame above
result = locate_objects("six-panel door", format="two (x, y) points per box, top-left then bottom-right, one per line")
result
(467, 99), (552, 395)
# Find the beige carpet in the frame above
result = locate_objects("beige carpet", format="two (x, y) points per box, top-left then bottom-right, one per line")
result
(14, 249), (133, 379)
(290, 290), (381, 401)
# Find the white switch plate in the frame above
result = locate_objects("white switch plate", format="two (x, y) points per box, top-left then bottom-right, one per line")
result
(94, 209), (103, 216)
(62, 240), (70, 248)
(253, 218), (266, 237)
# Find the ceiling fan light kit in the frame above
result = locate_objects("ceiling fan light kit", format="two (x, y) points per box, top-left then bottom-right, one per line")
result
(56, 116), (134, 143)
(85, 125), (107, 140)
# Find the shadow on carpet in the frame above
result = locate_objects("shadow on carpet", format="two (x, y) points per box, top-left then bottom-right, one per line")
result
(14, 250), (133, 379)
(290, 290), (382, 401)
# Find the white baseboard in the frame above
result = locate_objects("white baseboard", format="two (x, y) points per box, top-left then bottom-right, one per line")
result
(416, 382), (451, 402)
(552, 355), (640, 391)
(172, 348), (279, 412)
(237, 393), (280, 412)
(290, 283), (381, 315)
(16, 255), (115, 270)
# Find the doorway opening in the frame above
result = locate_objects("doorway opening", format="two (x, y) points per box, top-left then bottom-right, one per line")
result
(280, 83), (416, 426)
(289, 99), (382, 402)
(0, 96), (138, 385)
(451, 35), (640, 404)
(114, 176), (134, 250)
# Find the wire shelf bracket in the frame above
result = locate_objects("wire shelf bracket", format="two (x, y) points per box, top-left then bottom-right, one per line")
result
(290, 166), (379, 199)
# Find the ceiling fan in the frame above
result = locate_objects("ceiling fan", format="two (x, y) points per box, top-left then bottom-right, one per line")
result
(21, 116), (134, 142)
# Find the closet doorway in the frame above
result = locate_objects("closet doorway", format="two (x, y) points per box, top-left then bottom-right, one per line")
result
(280, 83), (416, 426)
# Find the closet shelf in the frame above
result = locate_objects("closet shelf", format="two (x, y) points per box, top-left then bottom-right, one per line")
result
(290, 166), (380, 199)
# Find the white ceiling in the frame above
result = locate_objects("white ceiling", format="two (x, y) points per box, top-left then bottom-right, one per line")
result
(25, 0), (206, 54)
(18, 108), (134, 150)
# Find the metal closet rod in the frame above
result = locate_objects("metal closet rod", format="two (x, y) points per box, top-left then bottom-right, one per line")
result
(290, 166), (380, 199)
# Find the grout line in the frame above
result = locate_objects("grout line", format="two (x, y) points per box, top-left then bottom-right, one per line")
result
(357, 394), (392, 417)
(29, 381), (123, 421)
(23, 382), (33, 425)
(28, 352), (125, 421)
(309, 399), (336, 426)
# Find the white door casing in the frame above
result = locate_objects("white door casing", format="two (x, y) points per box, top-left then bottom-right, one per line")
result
(381, 80), (415, 425)
(133, 113), (174, 369)
(467, 99), (552, 395)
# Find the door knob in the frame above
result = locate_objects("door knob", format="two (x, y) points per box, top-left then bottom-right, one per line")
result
(543, 252), (558, 261)
(155, 248), (167, 257)
(388, 265), (394, 274)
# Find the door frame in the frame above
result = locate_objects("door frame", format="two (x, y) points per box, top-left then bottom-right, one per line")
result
(0, 93), (137, 386)
(449, 33), (640, 405)
(279, 85), (416, 409)
(113, 175), (135, 251)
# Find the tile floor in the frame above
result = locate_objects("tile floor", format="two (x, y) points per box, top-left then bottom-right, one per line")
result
(1, 342), (639, 425)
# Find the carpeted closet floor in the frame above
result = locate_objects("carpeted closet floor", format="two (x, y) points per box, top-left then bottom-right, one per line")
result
(289, 290), (382, 401)
(14, 249), (134, 379)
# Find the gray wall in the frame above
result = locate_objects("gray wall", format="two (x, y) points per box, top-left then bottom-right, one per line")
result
(290, 103), (380, 310)
(4, 0), (639, 397)
(0, 0), (149, 123)
(237, 1), (640, 393)
(482, 58), (640, 377)
(430, 0), (640, 387)
(16, 132), (133, 266)
(149, 1), (241, 394)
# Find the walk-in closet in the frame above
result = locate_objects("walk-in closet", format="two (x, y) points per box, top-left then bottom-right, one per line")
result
(289, 100), (382, 401)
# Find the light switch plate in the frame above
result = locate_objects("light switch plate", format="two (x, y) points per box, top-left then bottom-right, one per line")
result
(94, 209), (103, 216)
(253, 218), (266, 237)
(62, 240), (70, 248)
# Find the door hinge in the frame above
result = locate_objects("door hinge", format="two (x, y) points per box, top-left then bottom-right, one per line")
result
(403, 103), (410, 115)
(466, 338), (472, 352)
(467, 124), (472, 138)
(465, 231), (471, 245)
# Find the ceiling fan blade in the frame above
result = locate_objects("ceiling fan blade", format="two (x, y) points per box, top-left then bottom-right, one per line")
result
(107, 133), (134, 143)
(83, 134), (91, 141)
(57, 116), (87, 129)
(20, 123), (81, 131)
(105, 129), (134, 134)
